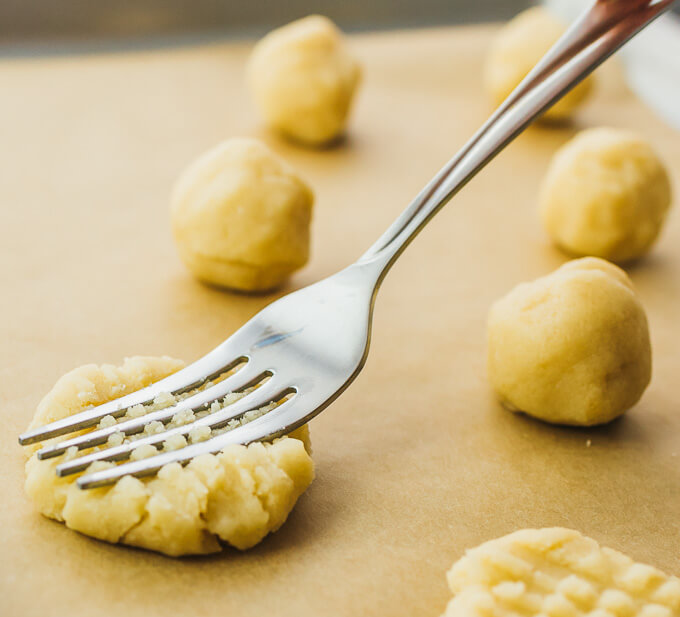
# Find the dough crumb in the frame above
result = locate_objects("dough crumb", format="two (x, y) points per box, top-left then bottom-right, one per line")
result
(144, 420), (165, 436)
(153, 392), (176, 407)
(107, 432), (125, 448)
(98, 414), (117, 429)
(189, 425), (212, 444)
(126, 404), (146, 419)
(170, 408), (195, 427)
(163, 434), (188, 452)
(443, 528), (680, 616)
(130, 444), (158, 460)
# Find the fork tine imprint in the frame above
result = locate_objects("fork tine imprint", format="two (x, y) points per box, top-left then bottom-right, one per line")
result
(55, 377), (284, 477)
(18, 346), (248, 446)
(35, 360), (263, 460)
(77, 392), (300, 489)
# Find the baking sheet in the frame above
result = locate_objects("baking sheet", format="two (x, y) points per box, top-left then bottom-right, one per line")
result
(1, 25), (679, 617)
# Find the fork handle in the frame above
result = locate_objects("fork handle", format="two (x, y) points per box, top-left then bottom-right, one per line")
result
(358, 0), (674, 273)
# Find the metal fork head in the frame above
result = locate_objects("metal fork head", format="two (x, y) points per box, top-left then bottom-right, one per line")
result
(19, 261), (382, 489)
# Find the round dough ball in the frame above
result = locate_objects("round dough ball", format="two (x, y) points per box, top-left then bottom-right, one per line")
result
(484, 7), (593, 121)
(247, 15), (361, 145)
(539, 127), (672, 263)
(487, 257), (651, 426)
(171, 138), (314, 292)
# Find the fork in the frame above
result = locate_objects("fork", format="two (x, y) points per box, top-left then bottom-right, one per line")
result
(19, 0), (674, 489)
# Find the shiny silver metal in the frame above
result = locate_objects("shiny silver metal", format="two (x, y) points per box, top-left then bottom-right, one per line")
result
(19, 0), (674, 489)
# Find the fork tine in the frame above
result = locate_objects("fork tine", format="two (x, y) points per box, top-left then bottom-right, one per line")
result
(77, 393), (303, 489)
(18, 342), (249, 446)
(55, 378), (282, 477)
(36, 361), (265, 460)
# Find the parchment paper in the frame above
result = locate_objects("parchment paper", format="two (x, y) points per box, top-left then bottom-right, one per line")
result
(1, 25), (678, 617)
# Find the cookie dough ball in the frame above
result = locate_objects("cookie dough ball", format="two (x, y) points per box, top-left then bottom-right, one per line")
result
(540, 127), (673, 263)
(171, 138), (313, 292)
(487, 258), (651, 426)
(23, 357), (315, 556)
(484, 7), (593, 121)
(247, 15), (361, 145)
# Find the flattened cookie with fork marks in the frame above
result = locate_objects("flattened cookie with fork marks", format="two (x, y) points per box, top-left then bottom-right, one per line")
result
(24, 356), (315, 556)
(443, 528), (680, 617)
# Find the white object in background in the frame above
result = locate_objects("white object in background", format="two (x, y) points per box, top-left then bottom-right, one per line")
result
(545, 0), (680, 130)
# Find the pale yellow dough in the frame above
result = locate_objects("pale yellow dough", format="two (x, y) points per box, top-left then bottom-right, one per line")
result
(24, 356), (315, 556)
(247, 15), (361, 145)
(484, 7), (593, 121)
(171, 138), (314, 292)
(443, 528), (680, 617)
(487, 258), (651, 426)
(540, 127), (673, 263)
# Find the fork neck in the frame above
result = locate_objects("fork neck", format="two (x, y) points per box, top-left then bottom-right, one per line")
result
(354, 0), (672, 284)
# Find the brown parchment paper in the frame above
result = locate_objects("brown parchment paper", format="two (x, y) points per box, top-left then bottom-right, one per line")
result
(1, 25), (679, 617)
